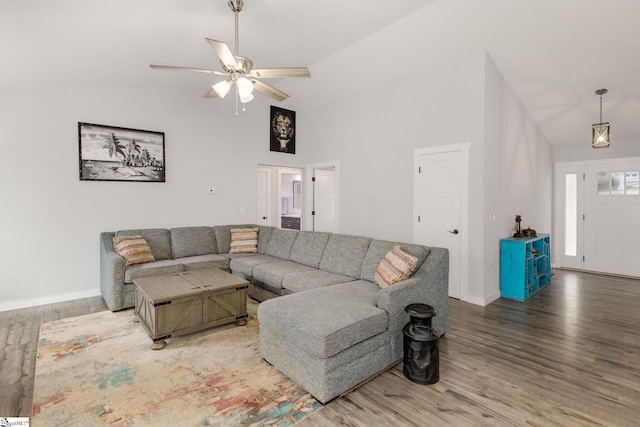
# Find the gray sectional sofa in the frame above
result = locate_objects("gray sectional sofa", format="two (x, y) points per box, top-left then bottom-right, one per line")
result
(100, 224), (449, 403)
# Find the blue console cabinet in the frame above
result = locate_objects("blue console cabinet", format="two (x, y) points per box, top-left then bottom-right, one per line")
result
(500, 234), (551, 301)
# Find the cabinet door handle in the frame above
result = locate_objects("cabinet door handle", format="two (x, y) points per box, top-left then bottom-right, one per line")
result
(448, 229), (459, 235)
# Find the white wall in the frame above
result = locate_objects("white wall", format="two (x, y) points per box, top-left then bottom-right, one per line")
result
(302, 51), (485, 244)
(483, 54), (553, 303)
(0, 87), (303, 310)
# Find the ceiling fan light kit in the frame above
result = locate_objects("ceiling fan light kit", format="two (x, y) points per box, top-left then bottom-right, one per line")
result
(592, 88), (610, 149)
(150, 0), (310, 115)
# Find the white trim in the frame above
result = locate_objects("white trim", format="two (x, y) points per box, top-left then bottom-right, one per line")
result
(0, 288), (102, 312)
(555, 156), (640, 168)
(303, 161), (340, 232)
(413, 143), (470, 302)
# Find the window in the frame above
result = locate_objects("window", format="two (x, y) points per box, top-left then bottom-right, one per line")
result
(565, 174), (577, 257)
(597, 171), (640, 195)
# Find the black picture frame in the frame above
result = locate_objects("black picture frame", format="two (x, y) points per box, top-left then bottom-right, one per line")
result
(78, 122), (165, 182)
(270, 106), (296, 154)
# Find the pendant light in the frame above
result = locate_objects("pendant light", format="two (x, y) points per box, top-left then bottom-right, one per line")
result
(592, 89), (610, 148)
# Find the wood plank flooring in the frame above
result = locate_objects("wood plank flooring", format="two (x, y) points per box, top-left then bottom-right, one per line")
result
(0, 296), (108, 417)
(1, 269), (639, 425)
(298, 269), (640, 426)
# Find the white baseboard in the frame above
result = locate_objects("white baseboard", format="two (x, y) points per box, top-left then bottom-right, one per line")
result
(462, 290), (500, 306)
(0, 288), (102, 312)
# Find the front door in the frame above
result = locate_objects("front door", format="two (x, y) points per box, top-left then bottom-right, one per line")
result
(555, 158), (640, 278)
(583, 160), (640, 277)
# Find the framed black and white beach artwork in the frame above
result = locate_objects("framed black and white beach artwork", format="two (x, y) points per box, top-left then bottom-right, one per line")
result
(78, 122), (165, 182)
(270, 106), (296, 154)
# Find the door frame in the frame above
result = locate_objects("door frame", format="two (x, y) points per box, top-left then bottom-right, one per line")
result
(555, 156), (640, 274)
(413, 143), (469, 302)
(257, 166), (272, 226)
(304, 160), (340, 232)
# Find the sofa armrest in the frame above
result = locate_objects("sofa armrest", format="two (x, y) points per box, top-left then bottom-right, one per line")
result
(99, 232), (127, 311)
(376, 247), (449, 361)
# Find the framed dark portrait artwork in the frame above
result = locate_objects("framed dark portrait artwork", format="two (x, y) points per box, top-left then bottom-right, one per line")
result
(270, 106), (296, 154)
(78, 122), (165, 182)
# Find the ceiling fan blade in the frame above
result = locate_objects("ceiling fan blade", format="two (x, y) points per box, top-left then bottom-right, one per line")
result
(150, 65), (226, 76)
(205, 38), (237, 69)
(252, 80), (289, 101)
(250, 67), (311, 78)
(204, 88), (220, 98)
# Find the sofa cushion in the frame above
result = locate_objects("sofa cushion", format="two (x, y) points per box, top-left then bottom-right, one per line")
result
(319, 234), (371, 278)
(112, 235), (156, 266)
(170, 226), (216, 259)
(264, 228), (299, 259)
(288, 231), (330, 268)
(229, 227), (259, 254)
(375, 245), (419, 287)
(229, 254), (282, 279)
(361, 240), (430, 282)
(253, 261), (316, 289)
(176, 254), (230, 271)
(258, 281), (386, 359)
(257, 226), (275, 254)
(116, 228), (172, 261)
(124, 259), (184, 283)
(281, 270), (355, 293)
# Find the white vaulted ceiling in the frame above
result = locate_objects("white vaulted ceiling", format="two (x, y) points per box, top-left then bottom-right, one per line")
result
(2, 0), (639, 147)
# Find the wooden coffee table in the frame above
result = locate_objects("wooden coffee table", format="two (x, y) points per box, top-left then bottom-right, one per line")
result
(133, 268), (249, 350)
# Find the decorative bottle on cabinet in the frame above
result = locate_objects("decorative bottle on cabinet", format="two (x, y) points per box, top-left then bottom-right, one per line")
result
(500, 234), (551, 301)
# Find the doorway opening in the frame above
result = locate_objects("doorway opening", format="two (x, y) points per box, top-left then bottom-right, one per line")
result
(257, 165), (302, 230)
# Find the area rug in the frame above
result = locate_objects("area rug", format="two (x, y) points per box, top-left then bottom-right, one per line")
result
(32, 300), (321, 426)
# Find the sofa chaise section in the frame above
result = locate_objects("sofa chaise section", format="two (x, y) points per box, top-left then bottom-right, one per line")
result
(257, 239), (448, 403)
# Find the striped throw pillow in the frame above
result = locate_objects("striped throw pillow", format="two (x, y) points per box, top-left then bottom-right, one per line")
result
(375, 245), (419, 288)
(112, 235), (156, 266)
(229, 227), (259, 254)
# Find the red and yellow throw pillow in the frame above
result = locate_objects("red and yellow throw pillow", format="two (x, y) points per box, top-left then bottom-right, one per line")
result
(229, 227), (259, 254)
(112, 235), (156, 266)
(375, 245), (419, 288)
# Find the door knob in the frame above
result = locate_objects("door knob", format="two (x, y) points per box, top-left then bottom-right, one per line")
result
(448, 229), (459, 235)
(262, 216), (267, 220)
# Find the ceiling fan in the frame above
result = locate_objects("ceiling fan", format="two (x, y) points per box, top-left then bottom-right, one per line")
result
(150, 0), (310, 110)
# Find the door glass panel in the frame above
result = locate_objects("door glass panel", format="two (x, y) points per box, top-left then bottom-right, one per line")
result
(626, 171), (639, 195)
(565, 174), (577, 257)
(611, 172), (625, 195)
(597, 172), (611, 195)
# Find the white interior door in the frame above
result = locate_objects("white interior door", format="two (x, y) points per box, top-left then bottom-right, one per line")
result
(414, 145), (469, 299)
(257, 168), (270, 226)
(313, 168), (337, 233)
(304, 161), (340, 233)
(583, 160), (640, 277)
